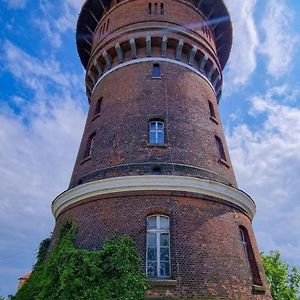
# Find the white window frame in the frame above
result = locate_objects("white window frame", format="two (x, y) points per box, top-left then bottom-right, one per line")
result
(146, 215), (171, 278)
(149, 121), (164, 144)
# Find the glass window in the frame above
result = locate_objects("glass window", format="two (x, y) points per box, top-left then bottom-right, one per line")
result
(149, 121), (164, 144)
(152, 64), (160, 77)
(215, 136), (226, 161)
(84, 133), (96, 158)
(95, 98), (103, 115)
(147, 215), (171, 278)
(208, 100), (216, 119)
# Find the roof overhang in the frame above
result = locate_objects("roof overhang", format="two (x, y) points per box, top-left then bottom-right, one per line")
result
(76, 0), (232, 70)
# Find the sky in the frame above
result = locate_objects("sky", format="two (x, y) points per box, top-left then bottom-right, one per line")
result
(0, 0), (300, 297)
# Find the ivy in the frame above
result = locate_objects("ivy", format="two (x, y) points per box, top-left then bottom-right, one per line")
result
(15, 222), (148, 300)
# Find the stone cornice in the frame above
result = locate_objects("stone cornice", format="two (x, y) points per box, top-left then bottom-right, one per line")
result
(52, 175), (255, 219)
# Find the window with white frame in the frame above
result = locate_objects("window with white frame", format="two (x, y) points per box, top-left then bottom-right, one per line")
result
(149, 121), (164, 144)
(147, 215), (170, 278)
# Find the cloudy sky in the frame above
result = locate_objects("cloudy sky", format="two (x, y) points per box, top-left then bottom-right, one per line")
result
(0, 0), (300, 297)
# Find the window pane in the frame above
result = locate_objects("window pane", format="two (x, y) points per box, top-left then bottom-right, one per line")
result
(149, 132), (156, 144)
(147, 261), (157, 277)
(160, 233), (169, 246)
(157, 122), (164, 130)
(147, 233), (156, 247)
(160, 217), (169, 229)
(159, 262), (170, 277)
(147, 216), (157, 229)
(157, 132), (164, 144)
(147, 247), (157, 261)
(160, 247), (169, 261)
(150, 122), (156, 130)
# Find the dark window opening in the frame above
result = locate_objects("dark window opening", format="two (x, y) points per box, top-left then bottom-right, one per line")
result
(152, 166), (162, 175)
(152, 63), (160, 77)
(215, 136), (226, 161)
(95, 97), (103, 115)
(148, 3), (152, 14)
(84, 133), (96, 158)
(160, 3), (164, 15)
(106, 19), (110, 31)
(208, 100), (216, 119)
(154, 3), (158, 14)
(239, 226), (263, 286)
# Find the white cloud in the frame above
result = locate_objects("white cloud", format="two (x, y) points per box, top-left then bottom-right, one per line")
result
(224, 0), (259, 86)
(227, 85), (300, 268)
(259, 0), (299, 76)
(0, 41), (86, 296)
(3, 0), (26, 9)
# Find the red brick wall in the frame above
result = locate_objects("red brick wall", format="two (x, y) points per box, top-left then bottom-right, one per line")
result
(53, 191), (272, 300)
(69, 61), (236, 188)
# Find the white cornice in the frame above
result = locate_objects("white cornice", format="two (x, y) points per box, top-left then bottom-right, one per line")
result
(52, 175), (255, 220)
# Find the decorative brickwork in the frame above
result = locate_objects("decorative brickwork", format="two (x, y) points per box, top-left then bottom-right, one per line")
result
(51, 0), (273, 298)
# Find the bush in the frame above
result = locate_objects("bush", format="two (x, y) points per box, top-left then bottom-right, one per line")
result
(15, 222), (148, 300)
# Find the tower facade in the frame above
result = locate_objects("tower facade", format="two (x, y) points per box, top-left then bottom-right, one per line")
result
(52, 0), (272, 299)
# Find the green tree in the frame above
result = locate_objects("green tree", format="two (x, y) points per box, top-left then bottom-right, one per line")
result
(261, 251), (300, 300)
(14, 222), (148, 300)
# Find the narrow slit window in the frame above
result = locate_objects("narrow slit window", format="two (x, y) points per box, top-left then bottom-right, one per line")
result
(154, 3), (158, 14)
(239, 226), (263, 286)
(106, 19), (110, 31)
(148, 3), (152, 14)
(152, 63), (160, 78)
(149, 121), (164, 144)
(84, 133), (96, 158)
(208, 100), (216, 119)
(160, 3), (164, 15)
(95, 98), (103, 115)
(147, 215), (171, 278)
(215, 136), (226, 161)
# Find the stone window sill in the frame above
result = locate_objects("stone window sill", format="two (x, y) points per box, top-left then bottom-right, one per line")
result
(80, 156), (91, 165)
(210, 116), (219, 125)
(147, 143), (168, 148)
(92, 113), (101, 121)
(147, 279), (177, 287)
(252, 284), (265, 293)
(151, 76), (162, 80)
(219, 158), (230, 168)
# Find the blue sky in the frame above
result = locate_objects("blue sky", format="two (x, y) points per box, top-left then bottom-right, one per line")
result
(0, 0), (300, 297)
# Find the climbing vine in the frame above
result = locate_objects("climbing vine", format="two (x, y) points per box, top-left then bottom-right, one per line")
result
(15, 222), (148, 300)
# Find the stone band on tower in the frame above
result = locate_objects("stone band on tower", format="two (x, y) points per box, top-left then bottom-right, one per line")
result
(52, 0), (272, 298)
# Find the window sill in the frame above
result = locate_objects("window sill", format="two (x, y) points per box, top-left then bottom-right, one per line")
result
(92, 113), (101, 121)
(147, 143), (168, 148)
(80, 156), (91, 164)
(151, 76), (162, 80)
(209, 116), (219, 125)
(219, 158), (230, 168)
(147, 279), (177, 287)
(252, 284), (265, 294)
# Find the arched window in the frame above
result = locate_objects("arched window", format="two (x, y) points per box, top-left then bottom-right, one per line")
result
(84, 133), (96, 158)
(95, 98), (103, 115)
(152, 63), (160, 78)
(215, 135), (226, 161)
(239, 226), (263, 286)
(149, 121), (164, 144)
(147, 215), (170, 278)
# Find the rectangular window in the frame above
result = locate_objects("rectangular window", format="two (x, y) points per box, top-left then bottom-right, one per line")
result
(147, 215), (171, 278)
(215, 136), (226, 161)
(208, 100), (216, 119)
(149, 121), (164, 144)
(152, 63), (161, 78)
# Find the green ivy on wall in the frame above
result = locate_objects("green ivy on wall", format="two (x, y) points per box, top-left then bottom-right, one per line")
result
(14, 222), (148, 300)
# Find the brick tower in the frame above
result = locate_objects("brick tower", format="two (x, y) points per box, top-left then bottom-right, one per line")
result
(52, 0), (272, 299)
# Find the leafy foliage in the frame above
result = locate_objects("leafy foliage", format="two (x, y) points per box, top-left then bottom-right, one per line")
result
(15, 222), (148, 300)
(34, 237), (51, 268)
(261, 251), (300, 300)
